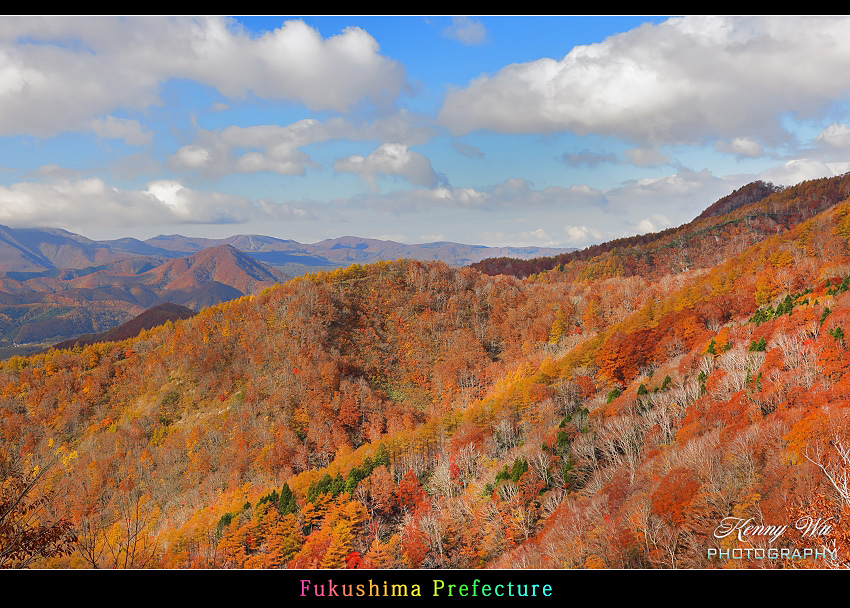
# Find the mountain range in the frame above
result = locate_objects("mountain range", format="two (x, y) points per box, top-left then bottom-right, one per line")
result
(0, 226), (574, 275)
(0, 228), (574, 353)
(0, 244), (288, 354)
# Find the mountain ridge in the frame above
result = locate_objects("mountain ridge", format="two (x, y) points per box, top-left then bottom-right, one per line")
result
(471, 177), (843, 278)
(0, 226), (577, 274)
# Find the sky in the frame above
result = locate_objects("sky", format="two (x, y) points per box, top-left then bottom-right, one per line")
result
(2, 15), (850, 248)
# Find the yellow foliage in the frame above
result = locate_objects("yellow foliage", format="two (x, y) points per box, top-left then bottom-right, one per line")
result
(768, 249), (793, 268)
(754, 272), (779, 306)
(548, 309), (568, 344)
(585, 554), (607, 568)
(833, 201), (850, 240)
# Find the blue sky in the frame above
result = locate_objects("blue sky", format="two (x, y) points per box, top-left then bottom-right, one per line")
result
(2, 16), (850, 248)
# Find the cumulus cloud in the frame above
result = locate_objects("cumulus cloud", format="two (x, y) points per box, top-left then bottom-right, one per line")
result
(89, 116), (153, 146)
(170, 119), (326, 177)
(334, 143), (439, 190)
(714, 137), (764, 158)
(608, 167), (724, 202)
(604, 166), (744, 226)
(756, 158), (850, 186)
(443, 17), (487, 45)
(814, 123), (850, 149)
(0, 177), (315, 230)
(438, 16), (850, 146)
(564, 224), (603, 243)
(0, 16), (406, 137)
(635, 214), (672, 234)
(170, 112), (436, 178)
(523, 228), (553, 241)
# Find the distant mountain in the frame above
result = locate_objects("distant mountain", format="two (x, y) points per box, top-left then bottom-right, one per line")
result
(143, 233), (576, 275)
(0, 245), (289, 347)
(140, 245), (286, 299)
(0, 225), (133, 272)
(97, 237), (187, 258)
(50, 302), (196, 351)
(145, 233), (299, 254)
(310, 236), (572, 266)
(0, 225), (577, 275)
(42, 244), (287, 311)
(0, 226), (572, 350)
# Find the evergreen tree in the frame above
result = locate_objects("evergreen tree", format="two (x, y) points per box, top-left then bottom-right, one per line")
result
(279, 483), (297, 516)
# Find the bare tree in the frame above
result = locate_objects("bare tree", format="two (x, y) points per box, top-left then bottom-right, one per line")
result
(805, 434), (850, 506)
(0, 457), (76, 568)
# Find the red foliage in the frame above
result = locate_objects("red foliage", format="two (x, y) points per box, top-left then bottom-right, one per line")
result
(398, 471), (427, 512)
(651, 467), (701, 527)
(345, 551), (361, 569)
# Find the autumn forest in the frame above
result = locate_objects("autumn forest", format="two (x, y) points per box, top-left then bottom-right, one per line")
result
(5, 174), (850, 570)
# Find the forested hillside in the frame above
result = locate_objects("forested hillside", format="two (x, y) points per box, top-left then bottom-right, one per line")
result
(4, 174), (850, 569)
(471, 177), (850, 280)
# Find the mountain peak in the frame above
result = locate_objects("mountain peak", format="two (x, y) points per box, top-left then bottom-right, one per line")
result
(693, 180), (781, 222)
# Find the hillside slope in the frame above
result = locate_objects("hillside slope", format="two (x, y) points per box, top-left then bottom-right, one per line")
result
(3, 174), (850, 569)
(472, 176), (850, 279)
(50, 302), (196, 351)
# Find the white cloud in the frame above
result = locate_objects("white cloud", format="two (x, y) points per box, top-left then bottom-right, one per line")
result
(443, 17), (487, 46)
(564, 224), (603, 243)
(438, 16), (850, 146)
(29, 164), (85, 180)
(89, 116), (152, 146)
(170, 120), (324, 177)
(756, 158), (850, 186)
(169, 112), (436, 178)
(604, 166), (744, 228)
(635, 214), (672, 234)
(0, 16), (406, 138)
(0, 177), (316, 230)
(334, 143), (439, 190)
(609, 168), (724, 202)
(713, 137), (764, 158)
(814, 123), (850, 149)
(146, 180), (193, 218)
(171, 145), (213, 170)
(520, 228), (558, 245)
